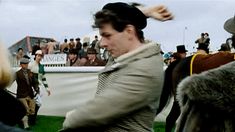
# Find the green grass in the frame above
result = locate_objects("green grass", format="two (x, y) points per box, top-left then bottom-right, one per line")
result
(29, 115), (64, 132)
(153, 122), (167, 132)
(27, 115), (168, 132)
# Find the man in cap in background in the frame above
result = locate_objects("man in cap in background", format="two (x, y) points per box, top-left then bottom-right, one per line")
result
(15, 57), (38, 130)
(66, 49), (81, 66)
(84, 48), (106, 66)
(62, 2), (173, 131)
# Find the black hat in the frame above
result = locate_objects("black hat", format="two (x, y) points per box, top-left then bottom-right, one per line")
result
(20, 58), (30, 64)
(176, 45), (188, 53)
(197, 44), (208, 51)
(102, 2), (147, 30)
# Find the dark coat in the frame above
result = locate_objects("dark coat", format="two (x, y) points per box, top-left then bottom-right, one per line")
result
(176, 61), (235, 132)
(0, 89), (26, 126)
(16, 69), (36, 98)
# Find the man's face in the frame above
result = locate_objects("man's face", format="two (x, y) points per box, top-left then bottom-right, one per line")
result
(36, 54), (43, 61)
(68, 53), (77, 60)
(18, 49), (23, 54)
(87, 54), (96, 60)
(99, 24), (130, 58)
(20, 63), (28, 69)
(180, 52), (187, 58)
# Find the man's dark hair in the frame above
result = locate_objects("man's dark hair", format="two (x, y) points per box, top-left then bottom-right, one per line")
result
(17, 48), (23, 52)
(93, 9), (144, 42)
(23, 55), (30, 59)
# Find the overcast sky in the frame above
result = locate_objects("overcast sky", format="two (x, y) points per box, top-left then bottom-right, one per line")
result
(0, 0), (234, 53)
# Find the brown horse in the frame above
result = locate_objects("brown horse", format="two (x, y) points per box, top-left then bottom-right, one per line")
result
(156, 51), (235, 132)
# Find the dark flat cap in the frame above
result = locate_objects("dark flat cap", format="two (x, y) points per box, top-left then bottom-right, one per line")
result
(20, 58), (30, 64)
(102, 2), (147, 30)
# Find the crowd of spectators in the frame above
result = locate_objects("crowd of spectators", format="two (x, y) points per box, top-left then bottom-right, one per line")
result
(15, 35), (108, 67)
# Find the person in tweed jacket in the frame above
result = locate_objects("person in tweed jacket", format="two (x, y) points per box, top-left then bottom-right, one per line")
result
(61, 2), (172, 132)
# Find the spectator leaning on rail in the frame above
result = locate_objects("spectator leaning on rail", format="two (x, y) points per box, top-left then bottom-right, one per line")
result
(84, 48), (106, 66)
(61, 2), (173, 132)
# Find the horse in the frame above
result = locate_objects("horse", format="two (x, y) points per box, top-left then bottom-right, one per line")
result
(156, 51), (235, 132)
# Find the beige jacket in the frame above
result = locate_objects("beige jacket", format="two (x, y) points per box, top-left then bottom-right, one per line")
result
(63, 42), (164, 132)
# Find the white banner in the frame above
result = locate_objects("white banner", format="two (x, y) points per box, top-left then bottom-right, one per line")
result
(40, 54), (67, 65)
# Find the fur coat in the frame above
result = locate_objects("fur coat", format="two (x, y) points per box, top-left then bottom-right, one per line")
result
(176, 61), (235, 132)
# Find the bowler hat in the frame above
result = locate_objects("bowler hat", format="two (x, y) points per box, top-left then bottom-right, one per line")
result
(20, 58), (30, 64)
(224, 15), (235, 34)
(87, 48), (97, 54)
(176, 45), (188, 53)
(102, 2), (147, 30)
(197, 44), (208, 51)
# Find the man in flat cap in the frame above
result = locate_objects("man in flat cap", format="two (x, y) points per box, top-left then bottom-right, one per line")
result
(84, 48), (106, 66)
(66, 49), (81, 66)
(15, 57), (38, 130)
(62, 2), (172, 131)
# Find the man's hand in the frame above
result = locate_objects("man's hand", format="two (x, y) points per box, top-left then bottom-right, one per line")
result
(140, 5), (174, 21)
(46, 88), (51, 96)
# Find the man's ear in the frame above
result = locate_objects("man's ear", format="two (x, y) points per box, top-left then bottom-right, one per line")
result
(124, 25), (137, 40)
(125, 25), (135, 34)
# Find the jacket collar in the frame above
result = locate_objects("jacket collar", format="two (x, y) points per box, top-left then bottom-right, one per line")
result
(101, 42), (161, 73)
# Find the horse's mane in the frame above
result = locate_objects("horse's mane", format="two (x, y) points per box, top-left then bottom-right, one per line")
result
(156, 56), (192, 114)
